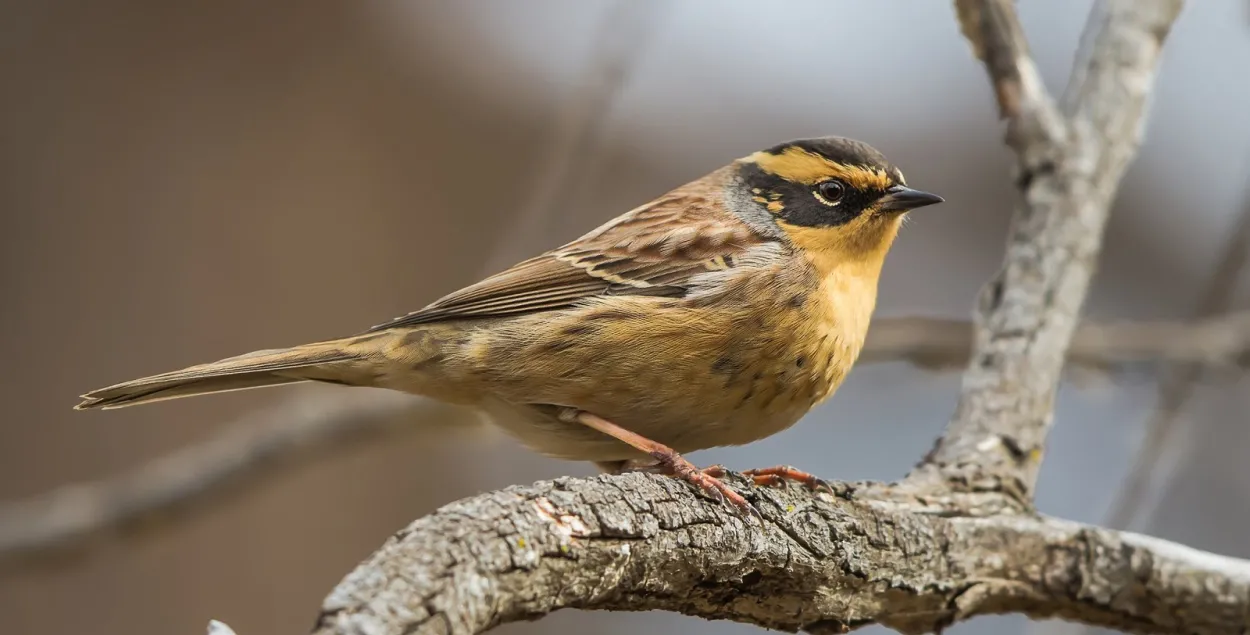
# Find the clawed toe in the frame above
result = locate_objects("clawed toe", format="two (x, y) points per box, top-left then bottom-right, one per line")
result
(660, 458), (761, 521)
(564, 411), (763, 522)
(741, 465), (831, 492)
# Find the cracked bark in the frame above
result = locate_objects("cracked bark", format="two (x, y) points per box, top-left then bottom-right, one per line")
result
(312, 473), (1250, 635)
(908, 0), (1185, 505)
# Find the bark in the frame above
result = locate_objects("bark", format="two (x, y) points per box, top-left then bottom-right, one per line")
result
(312, 473), (1250, 635)
(911, 0), (1185, 505)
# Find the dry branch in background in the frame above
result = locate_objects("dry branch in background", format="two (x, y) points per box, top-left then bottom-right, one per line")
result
(0, 389), (473, 561)
(861, 310), (1250, 370)
(485, 0), (667, 272)
(1102, 192), (1250, 531)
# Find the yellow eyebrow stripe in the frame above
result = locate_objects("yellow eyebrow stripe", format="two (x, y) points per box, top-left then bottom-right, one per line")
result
(744, 146), (893, 190)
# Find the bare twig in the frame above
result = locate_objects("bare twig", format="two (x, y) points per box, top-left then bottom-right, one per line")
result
(862, 311), (1250, 370)
(484, 0), (668, 271)
(909, 0), (1184, 506)
(954, 0), (1064, 134)
(0, 389), (463, 561)
(1102, 181), (1250, 531)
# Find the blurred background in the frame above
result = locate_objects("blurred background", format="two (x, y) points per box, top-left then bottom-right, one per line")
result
(1, 1), (1248, 634)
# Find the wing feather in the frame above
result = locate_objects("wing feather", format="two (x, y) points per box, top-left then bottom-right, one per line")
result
(366, 186), (768, 331)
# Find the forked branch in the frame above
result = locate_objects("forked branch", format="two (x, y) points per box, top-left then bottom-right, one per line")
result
(907, 0), (1185, 505)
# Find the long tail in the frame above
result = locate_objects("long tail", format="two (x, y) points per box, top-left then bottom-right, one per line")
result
(75, 334), (398, 410)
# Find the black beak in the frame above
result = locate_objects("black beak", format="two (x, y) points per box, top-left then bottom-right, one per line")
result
(879, 185), (944, 212)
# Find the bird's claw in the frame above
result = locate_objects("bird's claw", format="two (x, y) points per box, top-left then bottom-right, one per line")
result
(653, 460), (762, 523)
(741, 465), (832, 493)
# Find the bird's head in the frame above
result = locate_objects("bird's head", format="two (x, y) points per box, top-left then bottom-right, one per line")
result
(732, 136), (942, 270)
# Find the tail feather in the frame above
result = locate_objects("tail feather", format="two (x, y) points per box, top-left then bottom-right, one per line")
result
(75, 343), (359, 410)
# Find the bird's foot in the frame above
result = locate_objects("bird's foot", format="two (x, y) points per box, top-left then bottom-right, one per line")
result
(650, 453), (761, 522)
(567, 410), (760, 522)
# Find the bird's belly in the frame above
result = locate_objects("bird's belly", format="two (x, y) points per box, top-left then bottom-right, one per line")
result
(464, 299), (860, 461)
(476, 367), (818, 462)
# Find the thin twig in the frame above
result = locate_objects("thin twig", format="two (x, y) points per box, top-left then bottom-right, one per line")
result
(483, 0), (667, 272)
(862, 311), (1250, 370)
(1103, 164), (1250, 527)
(0, 389), (454, 562)
(954, 0), (1065, 136)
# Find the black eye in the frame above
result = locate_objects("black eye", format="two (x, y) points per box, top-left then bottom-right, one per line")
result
(815, 180), (846, 204)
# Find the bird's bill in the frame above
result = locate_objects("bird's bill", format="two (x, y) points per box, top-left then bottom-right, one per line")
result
(879, 185), (944, 212)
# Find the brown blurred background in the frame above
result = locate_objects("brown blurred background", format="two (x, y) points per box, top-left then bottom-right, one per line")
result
(1, 2), (1248, 634)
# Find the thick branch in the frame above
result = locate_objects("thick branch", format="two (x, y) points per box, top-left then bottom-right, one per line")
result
(309, 473), (1250, 635)
(910, 0), (1184, 504)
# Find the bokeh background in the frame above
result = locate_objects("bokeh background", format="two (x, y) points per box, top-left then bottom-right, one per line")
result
(2, 1), (1248, 634)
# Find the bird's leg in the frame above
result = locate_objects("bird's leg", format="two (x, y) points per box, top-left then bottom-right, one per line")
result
(568, 410), (759, 520)
(705, 464), (831, 492)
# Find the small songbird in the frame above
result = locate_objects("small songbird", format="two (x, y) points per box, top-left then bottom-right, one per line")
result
(76, 136), (942, 515)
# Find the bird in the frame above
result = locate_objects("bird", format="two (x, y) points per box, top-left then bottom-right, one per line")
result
(75, 136), (942, 516)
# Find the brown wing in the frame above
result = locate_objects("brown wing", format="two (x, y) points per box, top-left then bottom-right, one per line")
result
(366, 188), (766, 331)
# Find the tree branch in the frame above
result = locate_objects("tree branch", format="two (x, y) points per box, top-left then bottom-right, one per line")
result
(907, 0), (1184, 505)
(310, 473), (1250, 635)
(0, 389), (443, 561)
